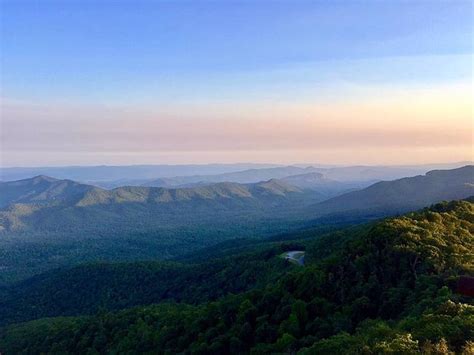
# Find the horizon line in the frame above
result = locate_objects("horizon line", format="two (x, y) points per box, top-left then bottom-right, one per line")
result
(1, 160), (473, 170)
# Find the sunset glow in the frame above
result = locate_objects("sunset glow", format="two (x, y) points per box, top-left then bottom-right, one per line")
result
(1, 1), (472, 166)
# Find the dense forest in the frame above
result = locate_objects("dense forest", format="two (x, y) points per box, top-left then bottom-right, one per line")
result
(0, 223), (360, 326)
(1, 199), (472, 354)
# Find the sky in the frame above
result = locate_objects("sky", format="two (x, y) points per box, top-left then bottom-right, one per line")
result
(0, 0), (473, 167)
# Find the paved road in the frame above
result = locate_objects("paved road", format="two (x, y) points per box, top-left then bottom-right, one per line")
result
(284, 251), (305, 266)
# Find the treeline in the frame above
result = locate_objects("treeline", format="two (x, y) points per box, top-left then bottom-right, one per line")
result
(0, 200), (472, 353)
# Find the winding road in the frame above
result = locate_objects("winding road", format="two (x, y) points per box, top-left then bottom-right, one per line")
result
(283, 251), (305, 266)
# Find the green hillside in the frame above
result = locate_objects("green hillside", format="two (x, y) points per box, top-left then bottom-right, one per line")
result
(312, 165), (474, 217)
(0, 250), (290, 326)
(1, 199), (472, 354)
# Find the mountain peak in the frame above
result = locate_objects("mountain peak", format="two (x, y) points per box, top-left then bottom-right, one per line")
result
(254, 178), (302, 194)
(30, 175), (59, 183)
(425, 165), (474, 178)
(313, 165), (474, 217)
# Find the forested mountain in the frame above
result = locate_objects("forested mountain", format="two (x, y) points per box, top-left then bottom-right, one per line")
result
(0, 175), (308, 209)
(0, 176), (320, 233)
(312, 165), (474, 218)
(0, 176), (324, 284)
(1, 199), (472, 354)
(0, 175), (96, 208)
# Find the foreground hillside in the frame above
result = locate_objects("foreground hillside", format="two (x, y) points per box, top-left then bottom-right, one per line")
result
(1, 199), (472, 354)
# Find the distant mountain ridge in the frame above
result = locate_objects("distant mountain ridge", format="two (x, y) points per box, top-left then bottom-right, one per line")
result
(0, 163), (282, 182)
(314, 161), (474, 182)
(138, 163), (474, 188)
(141, 166), (320, 188)
(3, 162), (471, 189)
(280, 172), (367, 195)
(311, 165), (474, 217)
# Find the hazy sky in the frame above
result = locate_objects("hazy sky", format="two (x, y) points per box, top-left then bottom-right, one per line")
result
(1, 1), (472, 167)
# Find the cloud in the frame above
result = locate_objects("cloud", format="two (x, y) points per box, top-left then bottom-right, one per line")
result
(1, 82), (472, 166)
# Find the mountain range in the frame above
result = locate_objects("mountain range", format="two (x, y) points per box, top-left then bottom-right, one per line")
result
(93, 162), (473, 189)
(0, 175), (306, 210)
(140, 166), (324, 188)
(0, 165), (472, 285)
(0, 163), (281, 182)
(2, 165), (472, 232)
(2, 162), (471, 190)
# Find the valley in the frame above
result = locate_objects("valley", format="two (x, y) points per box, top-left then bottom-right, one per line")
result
(0, 198), (472, 353)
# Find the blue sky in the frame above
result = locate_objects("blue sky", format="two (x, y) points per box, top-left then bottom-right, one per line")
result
(2, 0), (472, 102)
(0, 1), (472, 166)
